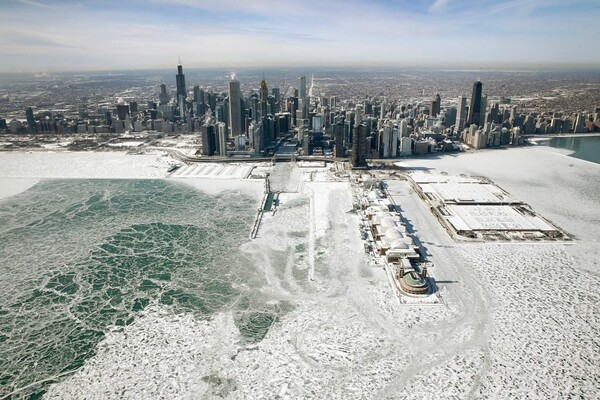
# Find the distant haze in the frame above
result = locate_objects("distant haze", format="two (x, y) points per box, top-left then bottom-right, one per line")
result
(0, 0), (599, 72)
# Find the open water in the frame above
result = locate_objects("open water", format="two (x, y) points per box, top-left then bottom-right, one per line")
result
(0, 179), (285, 398)
(547, 135), (600, 165)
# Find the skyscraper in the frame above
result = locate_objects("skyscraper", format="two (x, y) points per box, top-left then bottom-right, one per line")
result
(430, 94), (441, 117)
(351, 124), (368, 168)
(333, 122), (345, 158)
(175, 63), (186, 105)
(193, 85), (200, 103)
(271, 87), (281, 113)
(25, 107), (36, 133)
(200, 125), (215, 156)
(159, 83), (169, 105)
(299, 75), (307, 119)
(259, 78), (269, 118)
(228, 78), (242, 137)
(456, 96), (467, 132)
(468, 81), (483, 127)
(299, 76), (306, 102)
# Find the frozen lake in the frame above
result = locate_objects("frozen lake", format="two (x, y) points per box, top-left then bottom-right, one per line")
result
(0, 148), (598, 399)
(0, 179), (284, 398)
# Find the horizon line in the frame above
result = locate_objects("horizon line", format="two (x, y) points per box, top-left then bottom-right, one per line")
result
(2, 62), (600, 75)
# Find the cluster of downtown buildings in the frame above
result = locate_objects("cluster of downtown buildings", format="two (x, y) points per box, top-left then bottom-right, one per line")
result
(1, 64), (599, 166)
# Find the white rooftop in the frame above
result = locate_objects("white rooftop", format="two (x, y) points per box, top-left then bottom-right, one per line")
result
(421, 182), (514, 204)
(410, 172), (481, 184)
(447, 205), (556, 231)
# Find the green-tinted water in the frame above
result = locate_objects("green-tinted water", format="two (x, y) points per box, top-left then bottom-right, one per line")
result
(0, 179), (287, 398)
(547, 135), (600, 165)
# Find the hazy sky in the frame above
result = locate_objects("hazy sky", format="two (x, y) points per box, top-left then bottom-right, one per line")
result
(1, 0), (599, 72)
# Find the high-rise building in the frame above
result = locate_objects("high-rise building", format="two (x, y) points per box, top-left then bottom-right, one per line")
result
(200, 125), (215, 156)
(312, 114), (323, 134)
(159, 83), (169, 105)
(430, 94), (441, 117)
(379, 121), (398, 158)
(249, 120), (261, 154)
(444, 107), (457, 128)
(299, 76), (307, 119)
(333, 122), (345, 158)
(176, 64), (186, 105)
(228, 79), (243, 138)
(329, 96), (337, 108)
(268, 95), (276, 117)
(351, 124), (368, 168)
(574, 113), (587, 133)
(468, 81), (483, 127)
(104, 111), (113, 126)
(259, 79), (269, 118)
(399, 119), (409, 137)
(250, 93), (259, 122)
(399, 136), (412, 156)
(116, 104), (129, 120)
(25, 107), (36, 133)
(216, 123), (227, 156)
(299, 76), (306, 102)
(271, 87), (281, 113)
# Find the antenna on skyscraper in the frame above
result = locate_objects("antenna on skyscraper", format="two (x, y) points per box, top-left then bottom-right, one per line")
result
(477, 65), (482, 82)
(178, 55), (182, 65)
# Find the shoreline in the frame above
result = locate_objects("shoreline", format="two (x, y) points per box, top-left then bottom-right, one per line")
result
(1, 146), (599, 398)
(0, 151), (267, 200)
(526, 132), (600, 139)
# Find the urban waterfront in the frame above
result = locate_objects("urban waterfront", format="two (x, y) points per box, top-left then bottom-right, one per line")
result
(1, 0), (599, 398)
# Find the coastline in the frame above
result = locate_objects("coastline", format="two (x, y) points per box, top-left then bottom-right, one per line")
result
(2, 145), (599, 398)
(527, 132), (600, 139)
(0, 151), (265, 199)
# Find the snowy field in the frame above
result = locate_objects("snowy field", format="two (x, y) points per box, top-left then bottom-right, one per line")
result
(1, 146), (599, 399)
(0, 152), (264, 197)
(0, 151), (173, 180)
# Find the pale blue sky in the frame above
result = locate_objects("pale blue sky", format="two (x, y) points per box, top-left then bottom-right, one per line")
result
(0, 0), (598, 71)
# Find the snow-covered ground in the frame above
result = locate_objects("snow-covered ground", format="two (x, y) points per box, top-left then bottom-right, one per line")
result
(0, 177), (39, 200)
(0, 151), (173, 181)
(2, 146), (599, 399)
(0, 152), (264, 197)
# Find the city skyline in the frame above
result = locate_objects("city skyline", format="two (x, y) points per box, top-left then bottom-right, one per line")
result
(1, 0), (599, 72)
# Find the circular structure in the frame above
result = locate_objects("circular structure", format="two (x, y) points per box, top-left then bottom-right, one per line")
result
(397, 270), (429, 295)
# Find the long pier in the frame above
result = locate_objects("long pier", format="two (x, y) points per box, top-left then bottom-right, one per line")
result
(249, 175), (276, 239)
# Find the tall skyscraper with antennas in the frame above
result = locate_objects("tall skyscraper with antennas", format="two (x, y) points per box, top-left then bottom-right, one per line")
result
(175, 63), (186, 105)
(468, 81), (483, 127)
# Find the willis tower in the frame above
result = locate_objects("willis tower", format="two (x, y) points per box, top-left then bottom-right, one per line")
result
(176, 63), (186, 107)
